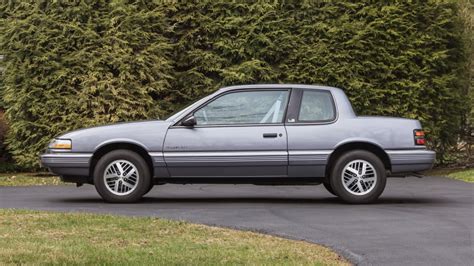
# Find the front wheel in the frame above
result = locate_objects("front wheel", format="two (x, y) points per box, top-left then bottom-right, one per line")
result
(330, 150), (386, 204)
(144, 182), (154, 196)
(94, 149), (151, 203)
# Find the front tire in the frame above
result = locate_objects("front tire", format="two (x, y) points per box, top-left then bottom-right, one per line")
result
(144, 183), (154, 196)
(94, 149), (151, 203)
(330, 150), (386, 204)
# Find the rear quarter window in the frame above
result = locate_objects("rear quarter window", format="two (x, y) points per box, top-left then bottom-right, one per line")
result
(298, 90), (336, 122)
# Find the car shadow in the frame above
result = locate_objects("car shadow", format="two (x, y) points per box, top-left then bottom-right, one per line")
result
(56, 196), (452, 205)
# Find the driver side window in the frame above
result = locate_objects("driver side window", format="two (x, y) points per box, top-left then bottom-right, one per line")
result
(194, 90), (289, 125)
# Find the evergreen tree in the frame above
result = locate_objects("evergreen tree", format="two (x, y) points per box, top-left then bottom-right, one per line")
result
(170, 1), (470, 162)
(0, 1), (470, 167)
(0, 0), (173, 167)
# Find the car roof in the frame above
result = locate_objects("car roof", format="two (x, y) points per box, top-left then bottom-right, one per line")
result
(218, 84), (343, 93)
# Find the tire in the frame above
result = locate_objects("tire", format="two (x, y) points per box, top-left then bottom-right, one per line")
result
(330, 150), (386, 204)
(144, 183), (154, 196)
(323, 182), (337, 196)
(93, 149), (151, 203)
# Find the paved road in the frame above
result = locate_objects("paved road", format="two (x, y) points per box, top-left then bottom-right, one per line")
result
(1, 176), (472, 265)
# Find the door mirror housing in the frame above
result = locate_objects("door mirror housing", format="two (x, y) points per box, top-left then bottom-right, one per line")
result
(181, 115), (196, 127)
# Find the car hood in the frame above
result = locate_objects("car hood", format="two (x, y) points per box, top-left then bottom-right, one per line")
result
(58, 120), (173, 153)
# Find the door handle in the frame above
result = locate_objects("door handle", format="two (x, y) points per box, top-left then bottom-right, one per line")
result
(263, 133), (278, 138)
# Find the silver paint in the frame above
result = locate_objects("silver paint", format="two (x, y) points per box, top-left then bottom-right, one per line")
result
(40, 84), (435, 180)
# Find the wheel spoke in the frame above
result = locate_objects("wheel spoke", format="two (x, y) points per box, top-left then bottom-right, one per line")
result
(114, 180), (120, 192)
(349, 181), (358, 190)
(124, 168), (136, 179)
(105, 173), (118, 180)
(363, 177), (375, 183)
(115, 162), (124, 175)
(346, 167), (359, 176)
(345, 176), (357, 186)
(122, 180), (134, 189)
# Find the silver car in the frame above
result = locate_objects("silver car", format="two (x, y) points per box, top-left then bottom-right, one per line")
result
(41, 84), (435, 203)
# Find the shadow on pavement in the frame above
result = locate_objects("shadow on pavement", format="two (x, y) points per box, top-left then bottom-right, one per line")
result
(54, 196), (452, 205)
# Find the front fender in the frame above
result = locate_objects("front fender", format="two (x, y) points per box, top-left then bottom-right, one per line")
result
(94, 138), (149, 152)
(58, 120), (172, 153)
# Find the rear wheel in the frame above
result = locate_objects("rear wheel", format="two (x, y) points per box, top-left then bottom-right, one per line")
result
(330, 150), (386, 204)
(94, 150), (151, 203)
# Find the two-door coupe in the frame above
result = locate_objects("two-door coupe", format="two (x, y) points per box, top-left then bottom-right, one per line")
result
(41, 84), (435, 203)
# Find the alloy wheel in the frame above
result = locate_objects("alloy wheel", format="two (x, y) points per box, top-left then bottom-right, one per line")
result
(103, 160), (140, 196)
(341, 159), (377, 196)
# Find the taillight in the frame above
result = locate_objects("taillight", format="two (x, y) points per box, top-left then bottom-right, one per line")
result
(414, 129), (426, 145)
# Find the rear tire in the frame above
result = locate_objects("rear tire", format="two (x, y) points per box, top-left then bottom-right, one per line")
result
(323, 182), (337, 196)
(94, 149), (151, 203)
(330, 150), (386, 204)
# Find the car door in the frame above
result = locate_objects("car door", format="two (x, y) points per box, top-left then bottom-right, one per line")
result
(284, 88), (338, 177)
(163, 89), (290, 178)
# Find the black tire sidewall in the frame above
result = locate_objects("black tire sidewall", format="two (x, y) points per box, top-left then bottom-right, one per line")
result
(144, 182), (154, 196)
(323, 182), (338, 196)
(330, 150), (386, 204)
(94, 149), (151, 203)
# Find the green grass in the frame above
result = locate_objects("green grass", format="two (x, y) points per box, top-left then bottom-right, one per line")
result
(0, 173), (62, 186)
(0, 209), (348, 265)
(446, 168), (474, 183)
(427, 168), (474, 183)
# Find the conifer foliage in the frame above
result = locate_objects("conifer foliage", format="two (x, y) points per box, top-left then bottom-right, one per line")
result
(0, 1), (173, 167)
(169, 1), (470, 163)
(0, 1), (470, 167)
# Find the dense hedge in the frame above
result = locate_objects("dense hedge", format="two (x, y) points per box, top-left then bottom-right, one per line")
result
(169, 1), (471, 163)
(0, 1), (471, 168)
(0, 1), (173, 167)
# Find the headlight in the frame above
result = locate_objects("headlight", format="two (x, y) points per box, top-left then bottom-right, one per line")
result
(48, 139), (72, 149)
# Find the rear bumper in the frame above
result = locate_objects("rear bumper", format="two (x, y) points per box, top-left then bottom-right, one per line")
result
(387, 149), (436, 173)
(40, 153), (92, 177)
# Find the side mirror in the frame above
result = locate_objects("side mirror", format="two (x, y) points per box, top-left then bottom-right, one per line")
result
(181, 115), (196, 127)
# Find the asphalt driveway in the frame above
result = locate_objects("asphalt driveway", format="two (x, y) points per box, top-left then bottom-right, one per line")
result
(1, 176), (472, 265)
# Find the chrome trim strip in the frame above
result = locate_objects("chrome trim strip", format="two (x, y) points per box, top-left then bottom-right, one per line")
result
(385, 150), (436, 154)
(148, 152), (166, 166)
(40, 153), (92, 167)
(288, 150), (332, 165)
(162, 150), (332, 165)
(288, 150), (332, 155)
(386, 150), (436, 164)
(164, 151), (287, 157)
(166, 157), (286, 163)
(171, 123), (285, 129)
(41, 153), (92, 158)
(163, 151), (287, 166)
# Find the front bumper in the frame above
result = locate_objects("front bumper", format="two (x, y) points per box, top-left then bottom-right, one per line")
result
(40, 152), (92, 177)
(387, 149), (436, 173)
